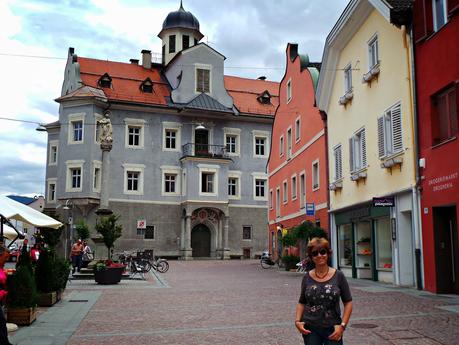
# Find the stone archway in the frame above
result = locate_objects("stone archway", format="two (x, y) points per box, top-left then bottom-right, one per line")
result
(191, 224), (211, 257)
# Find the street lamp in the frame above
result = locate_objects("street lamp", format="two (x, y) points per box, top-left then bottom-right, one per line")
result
(62, 199), (74, 259)
(0, 117), (47, 132)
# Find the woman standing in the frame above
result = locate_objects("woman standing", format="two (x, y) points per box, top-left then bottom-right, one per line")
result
(0, 246), (14, 345)
(295, 237), (353, 344)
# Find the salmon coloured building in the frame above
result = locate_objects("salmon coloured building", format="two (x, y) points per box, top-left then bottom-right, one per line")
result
(267, 44), (328, 260)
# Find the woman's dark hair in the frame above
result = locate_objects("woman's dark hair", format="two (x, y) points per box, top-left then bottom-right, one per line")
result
(307, 237), (331, 259)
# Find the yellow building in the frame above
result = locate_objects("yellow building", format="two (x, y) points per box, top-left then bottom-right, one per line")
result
(317, 0), (422, 286)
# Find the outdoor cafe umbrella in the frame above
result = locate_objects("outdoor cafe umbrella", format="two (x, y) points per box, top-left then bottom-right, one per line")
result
(0, 195), (62, 241)
(1, 224), (25, 241)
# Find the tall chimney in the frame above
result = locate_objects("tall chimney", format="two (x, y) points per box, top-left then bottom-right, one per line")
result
(141, 50), (152, 69)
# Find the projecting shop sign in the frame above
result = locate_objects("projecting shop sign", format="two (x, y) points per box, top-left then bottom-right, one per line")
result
(306, 203), (315, 216)
(372, 197), (395, 207)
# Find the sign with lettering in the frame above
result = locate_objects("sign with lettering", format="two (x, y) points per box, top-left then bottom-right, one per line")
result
(373, 197), (395, 207)
(306, 203), (315, 216)
(137, 219), (147, 229)
(427, 172), (458, 192)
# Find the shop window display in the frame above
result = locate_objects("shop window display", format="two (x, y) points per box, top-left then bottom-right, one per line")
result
(338, 224), (352, 267)
(355, 221), (372, 278)
(376, 218), (392, 270)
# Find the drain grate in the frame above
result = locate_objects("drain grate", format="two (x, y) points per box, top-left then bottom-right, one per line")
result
(351, 323), (378, 329)
(68, 299), (88, 303)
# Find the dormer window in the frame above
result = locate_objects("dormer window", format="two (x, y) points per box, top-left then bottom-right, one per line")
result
(98, 73), (112, 88)
(257, 91), (271, 105)
(140, 78), (154, 93)
(196, 67), (210, 93)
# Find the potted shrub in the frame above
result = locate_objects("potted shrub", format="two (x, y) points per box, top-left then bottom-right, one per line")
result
(281, 255), (300, 271)
(7, 249), (38, 325)
(93, 214), (124, 284)
(95, 214), (122, 260)
(93, 260), (125, 285)
(35, 249), (58, 306)
(53, 256), (71, 301)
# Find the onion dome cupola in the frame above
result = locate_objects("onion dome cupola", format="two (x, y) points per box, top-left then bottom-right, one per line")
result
(158, 1), (204, 66)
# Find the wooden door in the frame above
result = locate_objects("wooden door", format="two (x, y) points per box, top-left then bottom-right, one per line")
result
(192, 224), (211, 257)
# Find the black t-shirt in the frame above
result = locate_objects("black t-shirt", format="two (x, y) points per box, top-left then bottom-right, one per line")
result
(298, 270), (352, 328)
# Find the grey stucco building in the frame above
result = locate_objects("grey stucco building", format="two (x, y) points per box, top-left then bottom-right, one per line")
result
(44, 4), (279, 259)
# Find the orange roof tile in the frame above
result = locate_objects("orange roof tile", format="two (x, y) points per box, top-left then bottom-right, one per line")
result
(76, 58), (279, 116)
(78, 57), (170, 106)
(224, 76), (279, 116)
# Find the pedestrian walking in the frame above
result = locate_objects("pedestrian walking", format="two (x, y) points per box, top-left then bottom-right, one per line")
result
(295, 237), (353, 344)
(81, 241), (93, 267)
(70, 239), (84, 274)
(0, 245), (14, 345)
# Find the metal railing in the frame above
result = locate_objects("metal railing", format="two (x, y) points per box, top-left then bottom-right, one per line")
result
(182, 143), (229, 158)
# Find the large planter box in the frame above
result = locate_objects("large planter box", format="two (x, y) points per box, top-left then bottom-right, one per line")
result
(94, 266), (124, 285)
(56, 289), (63, 302)
(7, 307), (37, 325)
(38, 291), (58, 307)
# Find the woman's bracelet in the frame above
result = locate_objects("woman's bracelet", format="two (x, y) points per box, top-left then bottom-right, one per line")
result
(295, 320), (301, 323)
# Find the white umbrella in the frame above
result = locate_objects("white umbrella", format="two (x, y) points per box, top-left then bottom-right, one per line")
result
(2, 224), (24, 241)
(0, 195), (62, 229)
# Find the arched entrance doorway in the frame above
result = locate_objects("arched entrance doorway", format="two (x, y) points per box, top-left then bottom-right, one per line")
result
(192, 224), (211, 257)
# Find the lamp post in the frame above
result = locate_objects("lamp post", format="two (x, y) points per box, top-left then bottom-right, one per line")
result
(63, 199), (74, 259)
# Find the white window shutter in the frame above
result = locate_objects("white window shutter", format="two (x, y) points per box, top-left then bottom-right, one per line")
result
(377, 116), (385, 158)
(391, 104), (403, 152)
(337, 146), (342, 179)
(349, 138), (354, 172)
(334, 146), (342, 180)
(361, 129), (367, 167)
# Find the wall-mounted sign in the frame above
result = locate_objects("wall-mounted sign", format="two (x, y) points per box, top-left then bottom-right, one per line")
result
(306, 203), (315, 216)
(373, 197), (395, 207)
(137, 219), (147, 229)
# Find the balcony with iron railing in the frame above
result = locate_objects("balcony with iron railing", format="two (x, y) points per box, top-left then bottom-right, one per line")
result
(181, 143), (231, 160)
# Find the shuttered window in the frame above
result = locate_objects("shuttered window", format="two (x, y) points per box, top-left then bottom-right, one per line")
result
(349, 128), (366, 172)
(333, 145), (343, 181)
(196, 68), (210, 93)
(377, 103), (403, 158)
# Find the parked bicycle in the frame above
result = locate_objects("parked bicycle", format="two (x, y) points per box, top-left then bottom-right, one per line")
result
(260, 251), (276, 269)
(118, 250), (169, 274)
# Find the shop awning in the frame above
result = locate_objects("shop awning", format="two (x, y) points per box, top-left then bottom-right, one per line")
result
(0, 195), (62, 231)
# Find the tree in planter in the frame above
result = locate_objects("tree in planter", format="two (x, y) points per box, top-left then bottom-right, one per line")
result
(95, 214), (122, 260)
(75, 219), (90, 241)
(52, 257), (71, 291)
(35, 249), (56, 294)
(7, 264), (38, 307)
(292, 221), (328, 260)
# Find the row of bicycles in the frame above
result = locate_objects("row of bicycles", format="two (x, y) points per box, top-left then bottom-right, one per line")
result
(115, 250), (169, 279)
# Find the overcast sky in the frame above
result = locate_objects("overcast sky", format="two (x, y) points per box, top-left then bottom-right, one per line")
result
(0, 0), (347, 197)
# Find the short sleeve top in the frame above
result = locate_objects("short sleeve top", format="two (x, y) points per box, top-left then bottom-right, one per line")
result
(298, 270), (352, 328)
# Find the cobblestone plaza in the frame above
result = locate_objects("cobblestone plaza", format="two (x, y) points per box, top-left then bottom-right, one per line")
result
(11, 261), (459, 345)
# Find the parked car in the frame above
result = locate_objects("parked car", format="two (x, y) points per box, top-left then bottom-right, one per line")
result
(8, 248), (20, 262)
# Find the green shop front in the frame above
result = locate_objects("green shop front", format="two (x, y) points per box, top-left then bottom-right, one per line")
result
(334, 203), (394, 283)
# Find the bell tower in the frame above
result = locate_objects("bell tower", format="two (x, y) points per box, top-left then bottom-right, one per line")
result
(158, 1), (204, 66)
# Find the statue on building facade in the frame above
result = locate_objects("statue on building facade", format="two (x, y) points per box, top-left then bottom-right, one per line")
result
(98, 112), (113, 146)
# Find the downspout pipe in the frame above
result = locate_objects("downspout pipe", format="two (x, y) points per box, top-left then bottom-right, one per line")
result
(403, 23), (423, 290)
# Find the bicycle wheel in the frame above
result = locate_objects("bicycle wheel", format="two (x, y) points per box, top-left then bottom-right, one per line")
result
(137, 260), (151, 273)
(261, 259), (271, 269)
(156, 260), (169, 273)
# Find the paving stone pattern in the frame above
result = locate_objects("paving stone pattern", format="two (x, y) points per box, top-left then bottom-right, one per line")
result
(12, 261), (459, 344)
